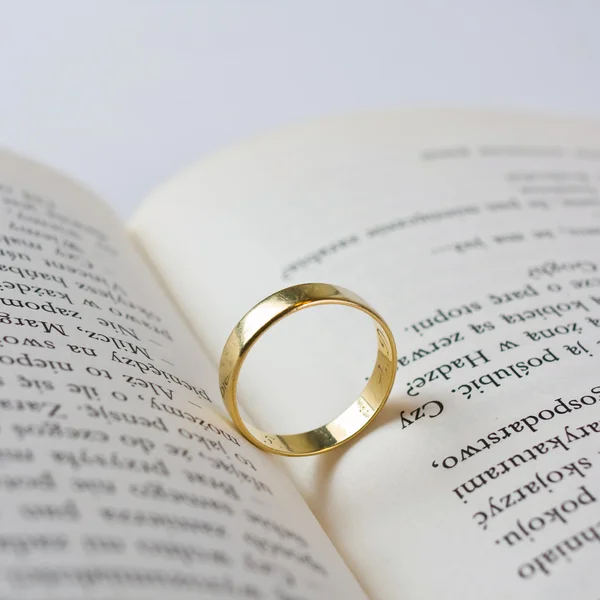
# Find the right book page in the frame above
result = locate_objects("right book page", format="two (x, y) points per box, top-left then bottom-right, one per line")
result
(131, 111), (600, 600)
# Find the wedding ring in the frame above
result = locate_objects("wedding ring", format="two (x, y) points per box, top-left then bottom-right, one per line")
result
(218, 283), (397, 457)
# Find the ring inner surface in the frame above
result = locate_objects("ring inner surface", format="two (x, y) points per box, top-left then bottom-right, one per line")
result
(244, 322), (396, 455)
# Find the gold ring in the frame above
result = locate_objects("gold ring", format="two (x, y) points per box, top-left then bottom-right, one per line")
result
(218, 283), (397, 457)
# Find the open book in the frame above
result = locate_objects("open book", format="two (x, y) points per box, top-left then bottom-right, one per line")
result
(1, 110), (599, 599)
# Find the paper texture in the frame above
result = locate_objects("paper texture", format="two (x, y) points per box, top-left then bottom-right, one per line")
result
(0, 150), (366, 600)
(133, 110), (600, 599)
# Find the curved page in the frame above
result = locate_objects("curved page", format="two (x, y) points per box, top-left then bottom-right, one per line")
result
(132, 111), (600, 600)
(0, 150), (365, 600)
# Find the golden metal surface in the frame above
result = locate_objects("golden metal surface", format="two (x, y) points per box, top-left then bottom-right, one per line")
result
(219, 283), (397, 457)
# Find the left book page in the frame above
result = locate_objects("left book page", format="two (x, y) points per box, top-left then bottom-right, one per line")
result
(0, 150), (365, 600)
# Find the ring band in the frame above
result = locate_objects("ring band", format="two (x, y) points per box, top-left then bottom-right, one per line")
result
(218, 283), (397, 457)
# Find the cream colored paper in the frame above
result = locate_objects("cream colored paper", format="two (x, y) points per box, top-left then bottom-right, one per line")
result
(0, 150), (366, 600)
(132, 111), (600, 600)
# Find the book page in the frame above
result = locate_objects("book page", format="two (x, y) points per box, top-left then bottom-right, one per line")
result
(132, 110), (600, 600)
(0, 150), (366, 600)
